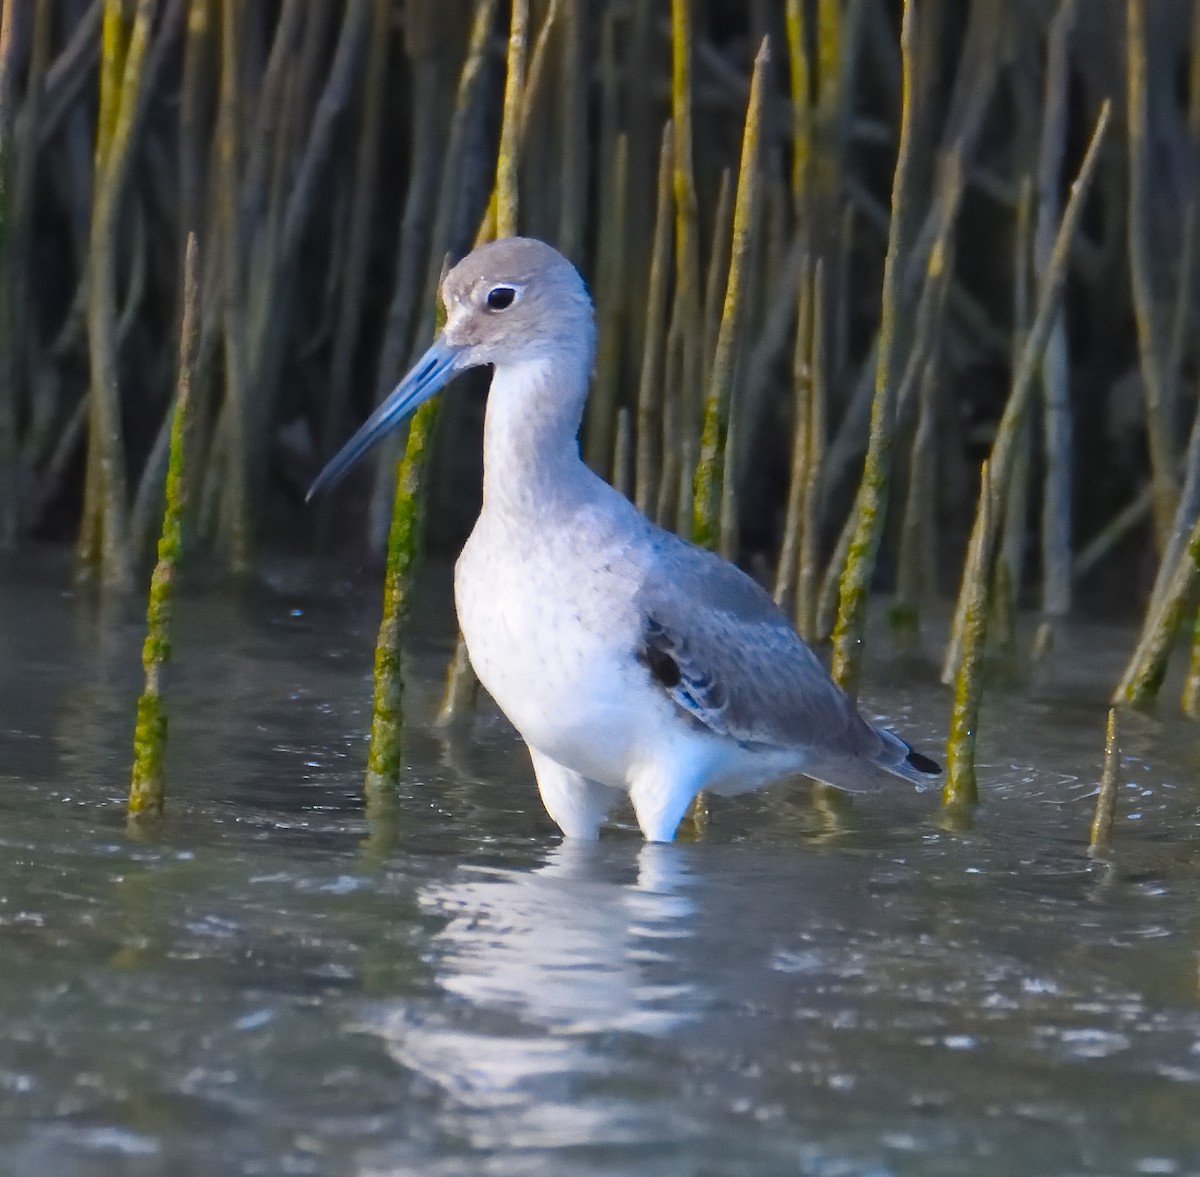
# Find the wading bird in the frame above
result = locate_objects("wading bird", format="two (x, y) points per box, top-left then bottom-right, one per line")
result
(309, 237), (939, 841)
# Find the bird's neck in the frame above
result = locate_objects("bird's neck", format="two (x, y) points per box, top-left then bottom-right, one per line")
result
(481, 353), (596, 519)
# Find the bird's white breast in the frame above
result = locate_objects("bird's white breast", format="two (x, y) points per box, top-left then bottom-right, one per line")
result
(455, 506), (662, 787)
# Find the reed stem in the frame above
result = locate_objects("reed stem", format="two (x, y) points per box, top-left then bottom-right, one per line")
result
(1037, 0), (1078, 620)
(1088, 709), (1121, 855)
(0, 0), (20, 550)
(830, 0), (915, 698)
(1127, 0), (1179, 548)
(129, 234), (199, 819)
(80, 0), (159, 589)
(364, 398), (439, 792)
(943, 102), (1111, 686)
(692, 37), (769, 551)
(1111, 509), (1200, 708)
(943, 459), (996, 810)
(635, 122), (674, 518)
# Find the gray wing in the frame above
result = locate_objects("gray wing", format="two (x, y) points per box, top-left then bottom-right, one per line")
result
(632, 531), (933, 786)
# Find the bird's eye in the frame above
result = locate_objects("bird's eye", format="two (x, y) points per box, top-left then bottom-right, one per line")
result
(486, 285), (517, 311)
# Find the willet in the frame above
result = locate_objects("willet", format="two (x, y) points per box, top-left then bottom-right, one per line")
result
(310, 237), (940, 841)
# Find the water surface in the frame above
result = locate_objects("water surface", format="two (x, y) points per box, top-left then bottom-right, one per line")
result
(1, 549), (1198, 1176)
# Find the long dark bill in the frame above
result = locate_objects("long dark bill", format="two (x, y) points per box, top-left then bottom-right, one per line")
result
(306, 337), (461, 501)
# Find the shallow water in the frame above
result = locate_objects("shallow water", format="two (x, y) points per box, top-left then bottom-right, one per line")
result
(1, 548), (1199, 1177)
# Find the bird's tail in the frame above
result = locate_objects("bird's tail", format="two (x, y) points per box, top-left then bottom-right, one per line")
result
(801, 725), (941, 794)
(873, 727), (942, 790)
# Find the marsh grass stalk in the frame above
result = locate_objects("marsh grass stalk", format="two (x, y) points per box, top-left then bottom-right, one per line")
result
(657, 322), (683, 529)
(495, 0), (527, 242)
(364, 394), (439, 793)
(557, 0), (586, 264)
(893, 354), (937, 633)
(213, 0), (250, 576)
(1001, 180), (1034, 629)
(943, 459), (996, 810)
(784, 0), (812, 222)
(774, 254), (814, 610)
(0, 0), (20, 552)
(830, 0), (915, 699)
(1111, 510), (1200, 707)
(889, 154), (962, 637)
(587, 130), (629, 473)
(701, 170), (733, 397)
(796, 266), (828, 643)
(374, 0), (521, 757)
(1181, 606), (1200, 717)
(634, 121), (674, 519)
(79, 0), (159, 590)
(1165, 1), (1200, 434)
(1088, 709), (1121, 855)
(670, 0), (702, 542)
(692, 37), (769, 551)
(613, 406), (633, 500)
(1126, 0), (1179, 548)
(942, 102), (1111, 687)
(1037, 0), (1078, 620)
(129, 234), (199, 820)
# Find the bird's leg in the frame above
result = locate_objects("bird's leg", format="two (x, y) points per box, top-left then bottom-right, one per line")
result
(629, 761), (708, 843)
(527, 747), (619, 840)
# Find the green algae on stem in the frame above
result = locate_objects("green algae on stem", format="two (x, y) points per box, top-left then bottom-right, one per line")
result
(129, 233), (199, 820)
(816, 496), (856, 643)
(1088, 709), (1121, 856)
(943, 459), (997, 812)
(692, 37), (769, 552)
(829, 0), (915, 699)
(365, 396), (440, 793)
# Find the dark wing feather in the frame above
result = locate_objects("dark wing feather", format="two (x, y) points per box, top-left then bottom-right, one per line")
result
(632, 532), (891, 763)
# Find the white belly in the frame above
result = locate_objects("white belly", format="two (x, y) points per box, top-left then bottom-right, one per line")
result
(455, 523), (655, 788)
